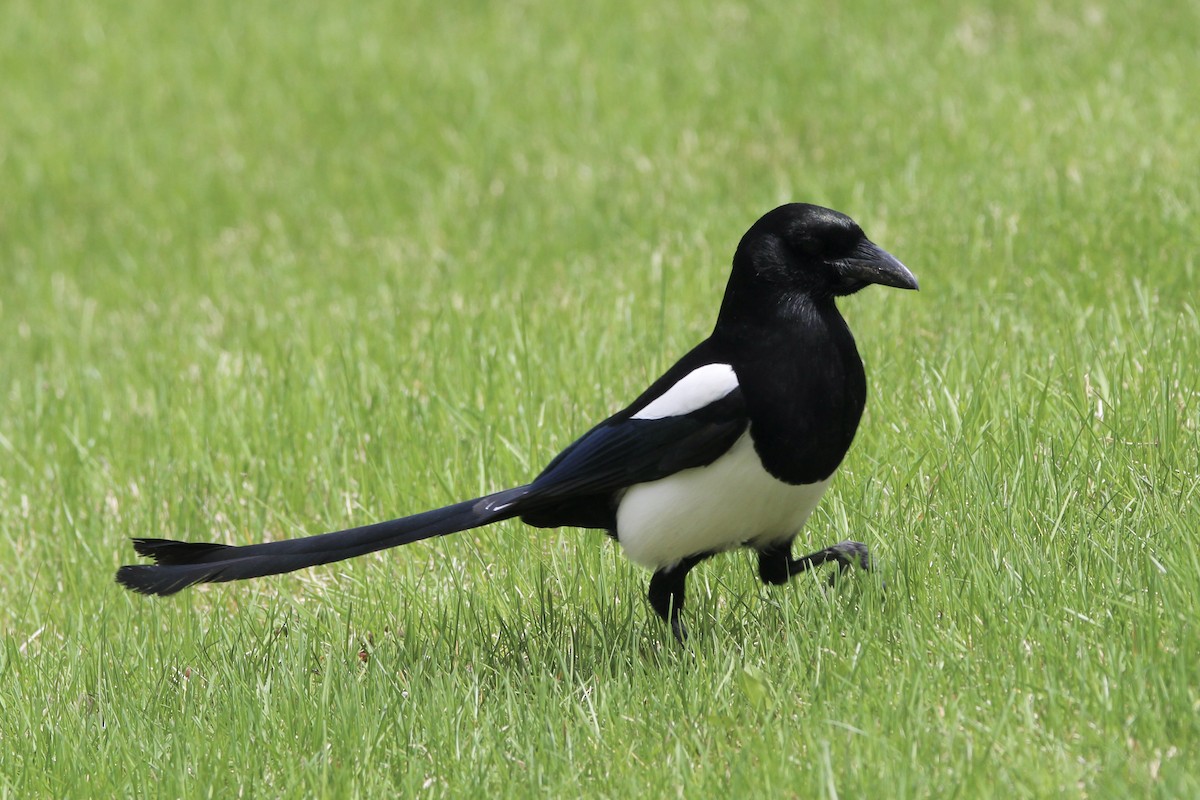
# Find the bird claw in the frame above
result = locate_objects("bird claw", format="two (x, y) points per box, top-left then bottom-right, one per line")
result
(834, 540), (871, 570)
(826, 540), (871, 587)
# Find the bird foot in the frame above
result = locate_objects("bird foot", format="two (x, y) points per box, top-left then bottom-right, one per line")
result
(826, 540), (871, 586)
(670, 616), (689, 645)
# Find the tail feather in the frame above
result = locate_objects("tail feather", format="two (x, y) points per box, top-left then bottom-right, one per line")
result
(116, 486), (530, 596)
(131, 538), (231, 565)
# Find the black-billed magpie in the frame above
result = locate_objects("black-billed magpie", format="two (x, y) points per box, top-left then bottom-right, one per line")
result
(117, 203), (918, 642)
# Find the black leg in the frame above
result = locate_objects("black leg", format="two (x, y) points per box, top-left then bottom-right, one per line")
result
(647, 554), (710, 644)
(757, 540), (871, 587)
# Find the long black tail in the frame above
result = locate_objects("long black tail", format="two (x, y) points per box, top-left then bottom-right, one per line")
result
(115, 486), (532, 596)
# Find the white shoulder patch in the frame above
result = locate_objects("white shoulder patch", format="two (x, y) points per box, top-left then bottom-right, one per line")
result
(632, 363), (739, 420)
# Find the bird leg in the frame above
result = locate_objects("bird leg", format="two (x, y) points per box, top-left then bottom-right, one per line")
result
(757, 540), (870, 587)
(647, 554), (710, 644)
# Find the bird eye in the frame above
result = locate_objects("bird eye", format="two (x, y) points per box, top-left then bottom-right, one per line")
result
(792, 236), (822, 257)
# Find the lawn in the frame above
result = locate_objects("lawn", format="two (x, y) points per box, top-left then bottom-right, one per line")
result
(1, 0), (1197, 796)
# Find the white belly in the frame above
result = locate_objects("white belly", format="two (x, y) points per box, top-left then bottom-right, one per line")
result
(614, 431), (832, 569)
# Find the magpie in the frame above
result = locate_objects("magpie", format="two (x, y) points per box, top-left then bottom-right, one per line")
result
(117, 203), (918, 642)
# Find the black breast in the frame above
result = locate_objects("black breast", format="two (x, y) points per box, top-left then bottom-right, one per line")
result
(729, 302), (867, 485)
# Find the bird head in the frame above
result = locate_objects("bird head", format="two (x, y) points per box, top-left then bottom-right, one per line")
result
(730, 203), (918, 300)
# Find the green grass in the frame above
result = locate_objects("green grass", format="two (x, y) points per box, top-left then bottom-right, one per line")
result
(2, 0), (1198, 796)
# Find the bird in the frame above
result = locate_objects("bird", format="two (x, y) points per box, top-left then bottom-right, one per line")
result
(117, 203), (918, 642)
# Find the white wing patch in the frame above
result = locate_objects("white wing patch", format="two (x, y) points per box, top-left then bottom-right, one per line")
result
(632, 363), (739, 420)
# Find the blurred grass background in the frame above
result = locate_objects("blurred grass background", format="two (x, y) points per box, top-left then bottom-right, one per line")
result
(1, 0), (1197, 796)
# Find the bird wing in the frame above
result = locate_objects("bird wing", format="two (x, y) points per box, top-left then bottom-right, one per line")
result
(539, 394), (746, 497)
(501, 359), (749, 528)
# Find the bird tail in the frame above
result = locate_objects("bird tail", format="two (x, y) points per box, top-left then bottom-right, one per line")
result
(115, 486), (531, 597)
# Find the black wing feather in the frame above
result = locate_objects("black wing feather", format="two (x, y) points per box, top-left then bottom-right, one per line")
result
(518, 388), (747, 528)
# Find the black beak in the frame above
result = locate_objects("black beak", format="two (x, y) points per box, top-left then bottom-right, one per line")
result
(839, 240), (919, 291)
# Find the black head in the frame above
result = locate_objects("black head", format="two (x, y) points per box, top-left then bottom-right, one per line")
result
(729, 203), (918, 301)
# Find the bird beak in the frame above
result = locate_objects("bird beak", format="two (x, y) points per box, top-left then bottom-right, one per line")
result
(840, 240), (919, 291)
